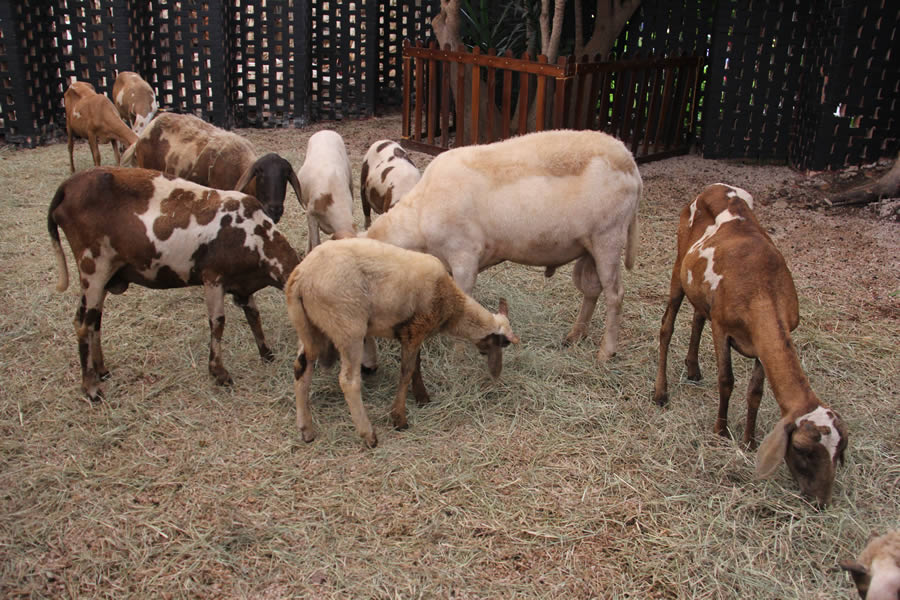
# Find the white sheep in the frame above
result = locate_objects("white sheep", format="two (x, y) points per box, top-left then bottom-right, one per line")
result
(360, 139), (421, 227)
(366, 129), (641, 361)
(285, 237), (519, 448)
(112, 71), (158, 135)
(296, 130), (357, 251)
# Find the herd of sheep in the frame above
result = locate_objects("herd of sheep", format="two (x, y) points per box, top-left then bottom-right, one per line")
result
(50, 72), (897, 598)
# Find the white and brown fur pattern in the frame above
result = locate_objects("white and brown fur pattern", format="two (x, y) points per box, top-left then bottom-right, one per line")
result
(365, 129), (641, 362)
(841, 530), (900, 600)
(360, 139), (421, 227)
(296, 129), (357, 251)
(286, 237), (519, 448)
(48, 167), (300, 401)
(121, 112), (300, 224)
(652, 183), (848, 506)
(112, 71), (158, 135)
(64, 81), (138, 173)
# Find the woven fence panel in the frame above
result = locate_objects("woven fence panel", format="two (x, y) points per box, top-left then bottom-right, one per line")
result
(612, 0), (714, 58)
(0, 2), (64, 146)
(702, 0), (808, 163)
(229, 0), (309, 128)
(375, 0), (439, 108)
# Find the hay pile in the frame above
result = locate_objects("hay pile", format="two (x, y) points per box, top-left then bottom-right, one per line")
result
(0, 116), (897, 598)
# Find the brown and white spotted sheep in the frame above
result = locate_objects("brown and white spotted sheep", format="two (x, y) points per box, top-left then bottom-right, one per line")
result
(296, 129), (357, 251)
(841, 530), (900, 600)
(122, 112), (300, 224)
(48, 167), (301, 401)
(366, 129), (641, 362)
(360, 139), (421, 228)
(64, 81), (139, 173)
(285, 237), (519, 448)
(112, 71), (158, 135)
(651, 183), (848, 506)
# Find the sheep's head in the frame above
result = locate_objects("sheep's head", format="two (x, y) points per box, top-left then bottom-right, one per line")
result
(475, 298), (519, 378)
(754, 407), (848, 507)
(840, 531), (900, 600)
(234, 153), (299, 224)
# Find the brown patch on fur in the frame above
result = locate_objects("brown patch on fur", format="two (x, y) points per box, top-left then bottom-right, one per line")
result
(153, 188), (220, 241)
(376, 140), (392, 153)
(80, 256), (96, 275)
(392, 146), (412, 164)
(314, 193), (334, 213)
(380, 166), (395, 182)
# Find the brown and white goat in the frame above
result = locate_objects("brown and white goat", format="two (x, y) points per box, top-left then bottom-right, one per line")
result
(841, 530), (900, 600)
(122, 112), (300, 224)
(360, 139), (421, 228)
(112, 71), (158, 135)
(48, 167), (300, 401)
(296, 130), (357, 251)
(64, 81), (138, 173)
(285, 237), (519, 448)
(366, 129), (641, 361)
(651, 183), (848, 506)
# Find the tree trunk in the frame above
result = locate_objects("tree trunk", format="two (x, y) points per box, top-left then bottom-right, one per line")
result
(583, 0), (643, 58)
(828, 154), (900, 206)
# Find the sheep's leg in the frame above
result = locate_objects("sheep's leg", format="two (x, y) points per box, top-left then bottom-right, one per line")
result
(112, 140), (121, 165)
(652, 267), (685, 407)
(565, 254), (600, 346)
(685, 310), (706, 381)
(391, 341), (425, 430)
(88, 134), (102, 167)
(74, 286), (109, 402)
(710, 322), (734, 439)
(447, 256), (478, 295)
(293, 343), (317, 443)
(67, 128), (76, 173)
(742, 359), (766, 449)
(362, 196), (372, 228)
(233, 294), (274, 362)
(411, 350), (430, 406)
(338, 341), (377, 447)
(361, 336), (378, 374)
(306, 214), (321, 252)
(203, 282), (233, 386)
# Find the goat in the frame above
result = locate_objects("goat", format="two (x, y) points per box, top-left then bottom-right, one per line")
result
(841, 530), (900, 600)
(651, 183), (848, 506)
(64, 81), (138, 173)
(112, 71), (158, 135)
(365, 129), (641, 361)
(296, 129), (357, 251)
(121, 112), (300, 224)
(360, 139), (421, 228)
(285, 237), (519, 448)
(48, 166), (301, 401)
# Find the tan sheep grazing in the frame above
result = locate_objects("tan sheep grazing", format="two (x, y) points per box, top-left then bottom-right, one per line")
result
(841, 530), (900, 599)
(296, 129), (357, 251)
(651, 183), (848, 506)
(64, 81), (138, 173)
(285, 237), (519, 448)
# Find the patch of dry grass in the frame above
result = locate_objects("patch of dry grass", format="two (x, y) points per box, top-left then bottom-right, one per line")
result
(1, 115), (897, 598)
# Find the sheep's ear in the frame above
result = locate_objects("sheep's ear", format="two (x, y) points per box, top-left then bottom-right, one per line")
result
(839, 560), (868, 576)
(754, 417), (794, 479)
(234, 163), (258, 194)
(840, 560), (871, 598)
(288, 169), (303, 206)
(498, 298), (509, 316)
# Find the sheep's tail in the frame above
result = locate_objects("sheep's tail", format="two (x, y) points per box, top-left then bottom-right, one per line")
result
(47, 183), (69, 292)
(285, 287), (332, 365)
(624, 179), (641, 271)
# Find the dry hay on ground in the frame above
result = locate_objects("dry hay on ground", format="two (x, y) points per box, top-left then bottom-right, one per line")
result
(0, 115), (897, 598)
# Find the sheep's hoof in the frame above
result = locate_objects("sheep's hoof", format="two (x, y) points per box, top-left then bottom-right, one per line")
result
(84, 386), (105, 403)
(260, 346), (275, 363)
(415, 391), (431, 407)
(596, 348), (615, 362)
(98, 368), (111, 381)
(686, 369), (702, 381)
(211, 369), (234, 386)
(363, 431), (378, 448)
(300, 426), (317, 443)
(361, 365), (378, 376)
(652, 391), (669, 407)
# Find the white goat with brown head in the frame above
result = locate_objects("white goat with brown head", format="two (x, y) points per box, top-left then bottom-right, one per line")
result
(112, 71), (158, 135)
(122, 112), (300, 224)
(296, 130), (357, 251)
(48, 167), (300, 401)
(286, 237), (519, 448)
(651, 183), (848, 506)
(64, 81), (138, 173)
(360, 139), (421, 228)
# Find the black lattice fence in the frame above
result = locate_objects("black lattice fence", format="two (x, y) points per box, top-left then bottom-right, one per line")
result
(375, 0), (439, 108)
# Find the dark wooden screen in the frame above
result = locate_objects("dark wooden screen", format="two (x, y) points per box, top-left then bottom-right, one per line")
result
(375, 0), (439, 108)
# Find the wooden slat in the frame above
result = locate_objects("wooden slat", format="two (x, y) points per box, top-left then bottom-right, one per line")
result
(654, 65), (676, 153)
(486, 48), (497, 143)
(518, 52), (530, 137)
(535, 55), (548, 132)
(641, 67), (663, 156)
(501, 50), (513, 139)
(414, 40), (424, 142)
(402, 40), (412, 140)
(631, 67), (650, 156)
(471, 46), (481, 145)
(455, 52), (466, 147)
(427, 41), (437, 145)
(441, 46), (451, 149)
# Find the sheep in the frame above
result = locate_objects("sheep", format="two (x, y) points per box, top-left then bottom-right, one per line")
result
(651, 183), (848, 506)
(48, 166), (301, 401)
(285, 237), (519, 448)
(365, 129), (641, 362)
(295, 130), (357, 252)
(112, 71), (158, 135)
(841, 530), (900, 600)
(121, 111), (300, 224)
(360, 139), (421, 228)
(64, 81), (138, 173)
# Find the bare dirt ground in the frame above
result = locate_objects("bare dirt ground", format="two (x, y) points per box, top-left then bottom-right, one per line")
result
(0, 114), (897, 598)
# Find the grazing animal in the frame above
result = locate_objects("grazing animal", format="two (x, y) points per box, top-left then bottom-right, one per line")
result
(360, 139), (421, 227)
(112, 71), (158, 135)
(651, 183), (848, 506)
(285, 237), (519, 448)
(48, 167), (301, 401)
(366, 129), (641, 361)
(841, 530), (900, 600)
(64, 81), (138, 173)
(121, 112), (299, 223)
(296, 130), (357, 251)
